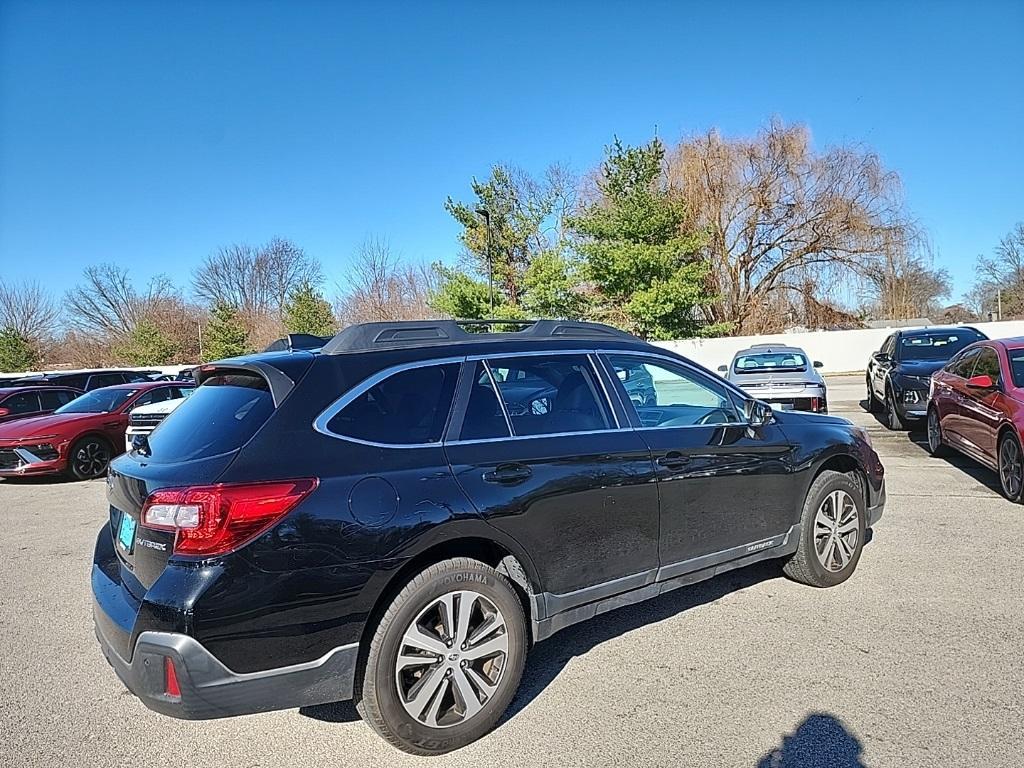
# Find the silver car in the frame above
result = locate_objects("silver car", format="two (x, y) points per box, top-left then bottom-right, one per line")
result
(718, 344), (828, 413)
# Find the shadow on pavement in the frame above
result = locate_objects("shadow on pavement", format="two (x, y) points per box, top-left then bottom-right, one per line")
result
(299, 560), (786, 726)
(756, 713), (866, 768)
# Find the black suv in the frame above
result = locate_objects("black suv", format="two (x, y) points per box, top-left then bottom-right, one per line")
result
(92, 320), (885, 754)
(12, 369), (158, 391)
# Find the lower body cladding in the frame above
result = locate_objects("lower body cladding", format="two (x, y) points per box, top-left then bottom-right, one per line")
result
(93, 480), (885, 720)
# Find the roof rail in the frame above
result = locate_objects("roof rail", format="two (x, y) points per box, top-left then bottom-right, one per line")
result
(262, 333), (333, 353)
(320, 319), (636, 354)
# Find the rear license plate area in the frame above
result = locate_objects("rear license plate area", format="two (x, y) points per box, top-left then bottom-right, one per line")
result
(117, 512), (137, 553)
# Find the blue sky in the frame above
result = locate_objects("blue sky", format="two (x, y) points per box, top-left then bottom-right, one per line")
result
(1, 0), (1021, 305)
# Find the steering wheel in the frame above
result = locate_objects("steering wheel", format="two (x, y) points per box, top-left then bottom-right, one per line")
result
(696, 408), (731, 426)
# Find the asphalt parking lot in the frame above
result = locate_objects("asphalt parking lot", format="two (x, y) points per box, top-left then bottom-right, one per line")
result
(3, 374), (1023, 768)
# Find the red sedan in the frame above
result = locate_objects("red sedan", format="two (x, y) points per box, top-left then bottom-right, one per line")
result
(0, 381), (193, 481)
(927, 337), (1024, 502)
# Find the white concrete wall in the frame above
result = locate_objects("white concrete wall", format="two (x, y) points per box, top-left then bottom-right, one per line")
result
(653, 320), (1024, 375)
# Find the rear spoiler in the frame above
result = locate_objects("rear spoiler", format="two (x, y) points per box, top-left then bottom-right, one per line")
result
(194, 360), (302, 407)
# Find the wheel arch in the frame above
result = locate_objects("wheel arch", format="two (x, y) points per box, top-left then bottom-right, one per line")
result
(66, 430), (117, 458)
(810, 449), (868, 501)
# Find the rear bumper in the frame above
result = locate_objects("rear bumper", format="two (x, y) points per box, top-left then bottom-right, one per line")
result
(94, 615), (359, 719)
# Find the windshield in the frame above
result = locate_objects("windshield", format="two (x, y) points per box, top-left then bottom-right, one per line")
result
(55, 389), (137, 414)
(732, 351), (807, 374)
(899, 331), (983, 361)
(1009, 351), (1024, 388)
(145, 373), (274, 462)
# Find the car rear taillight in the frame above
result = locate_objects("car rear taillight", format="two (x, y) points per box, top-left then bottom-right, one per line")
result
(0, 408), (9, 417)
(140, 478), (318, 556)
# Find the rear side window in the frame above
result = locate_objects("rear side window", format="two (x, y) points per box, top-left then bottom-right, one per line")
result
(38, 390), (76, 409)
(481, 355), (611, 437)
(325, 363), (459, 445)
(89, 373), (127, 389)
(146, 373), (274, 462)
(947, 348), (980, 378)
(2, 391), (40, 414)
(56, 374), (87, 390)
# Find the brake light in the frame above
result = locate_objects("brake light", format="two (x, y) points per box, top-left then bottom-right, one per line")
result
(0, 408), (8, 417)
(141, 478), (318, 556)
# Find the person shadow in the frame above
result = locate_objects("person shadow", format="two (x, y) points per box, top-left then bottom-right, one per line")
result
(756, 713), (866, 768)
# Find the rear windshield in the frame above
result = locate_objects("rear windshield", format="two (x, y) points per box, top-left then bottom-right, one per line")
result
(145, 373), (274, 462)
(732, 351), (807, 373)
(899, 330), (984, 361)
(1009, 351), (1024, 388)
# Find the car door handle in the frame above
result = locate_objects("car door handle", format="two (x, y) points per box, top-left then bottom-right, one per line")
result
(657, 452), (691, 469)
(482, 464), (533, 484)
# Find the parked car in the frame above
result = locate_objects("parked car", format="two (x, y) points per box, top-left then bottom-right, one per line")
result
(0, 386), (82, 423)
(92, 320), (885, 755)
(866, 326), (987, 429)
(124, 389), (194, 453)
(927, 337), (1024, 501)
(10, 369), (159, 391)
(0, 381), (193, 480)
(718, 344), (827, 413)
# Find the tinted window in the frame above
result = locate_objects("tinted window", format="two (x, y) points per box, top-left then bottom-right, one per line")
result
(898, 330), (985, 361)
(56, 374), (87, 390)
(485, 355), (611, 436)
(608, 354), (741, 427)
(56, 388), (137, 413)
(947, 348), (980, 378)
(132, 387), (175, 408)
(1009, 350), (1024, 388)
(326, 363), (459, 444)
(460, 363), (511, 441)
(2, 392), (40, 414)
(973, 347), (1002, 387)
(88, 373), (127, 389)
(147, 374), (274, 461)
(732, 351), (807, 373)
(38, 390), (76, 409)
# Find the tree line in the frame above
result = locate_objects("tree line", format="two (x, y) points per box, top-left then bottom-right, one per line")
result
(0, 120), (1016, 372)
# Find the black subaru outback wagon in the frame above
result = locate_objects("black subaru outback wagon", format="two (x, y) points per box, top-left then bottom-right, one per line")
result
(92, 320), (885, 754)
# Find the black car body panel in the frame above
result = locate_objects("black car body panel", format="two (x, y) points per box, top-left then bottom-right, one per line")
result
(92, 321), (885, 719)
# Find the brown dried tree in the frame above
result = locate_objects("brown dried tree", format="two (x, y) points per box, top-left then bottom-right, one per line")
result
(335, 238), (438, 326)
(667, 121), (913, 333)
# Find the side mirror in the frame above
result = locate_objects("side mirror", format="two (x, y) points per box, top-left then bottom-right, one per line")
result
(745, 399), (774, 428)
(717, 365), (728, 373)
(966, 374), (995, 389)
(874, 351), (889, 363)
(813, 360), (823, 368)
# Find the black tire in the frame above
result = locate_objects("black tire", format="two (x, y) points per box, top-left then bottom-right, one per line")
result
(865, 376), (880, 413)
(356, 557), (527, 755)
(926, 407), (947, 457)
(68, 436), (112, 480)
(884, 387), (907, 431)
(783, 470), (866, 588)
(997, 431), (1024, 504)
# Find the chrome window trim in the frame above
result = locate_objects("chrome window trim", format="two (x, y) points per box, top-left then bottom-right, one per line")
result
(312, 356), (466, 448)
(598, 349), (749, 430)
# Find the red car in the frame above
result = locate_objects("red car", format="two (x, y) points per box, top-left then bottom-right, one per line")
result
(0, 386), (83, 423)
(927, 337), (1024, 502)
(0, 381), (193, 481)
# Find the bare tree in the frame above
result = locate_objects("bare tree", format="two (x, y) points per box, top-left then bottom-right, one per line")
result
(861, 238), (952, 320)
(64, 264), (176, 339)
(335, 238), (439, 325)
(192, 237), (323, 320)
(0, 279), (60, 341)
(969, 222), (1024, 319)
(667, 121), (914, 333)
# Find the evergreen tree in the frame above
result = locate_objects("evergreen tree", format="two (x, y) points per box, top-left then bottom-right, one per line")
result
(282, 283), (336, 336)
(205, 303), (251, 361)
(0, 327), (39, 372)
(114, 319), (177, 365)
(570, 138), (722, 339)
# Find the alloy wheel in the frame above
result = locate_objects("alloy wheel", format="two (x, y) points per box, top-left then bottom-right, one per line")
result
(74, 440), (109, 478)
(395, 590), (509, 729)
(999, 437), (1023, 500)
(813, 489), (859, 572)
(927, 409), (942, 453)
